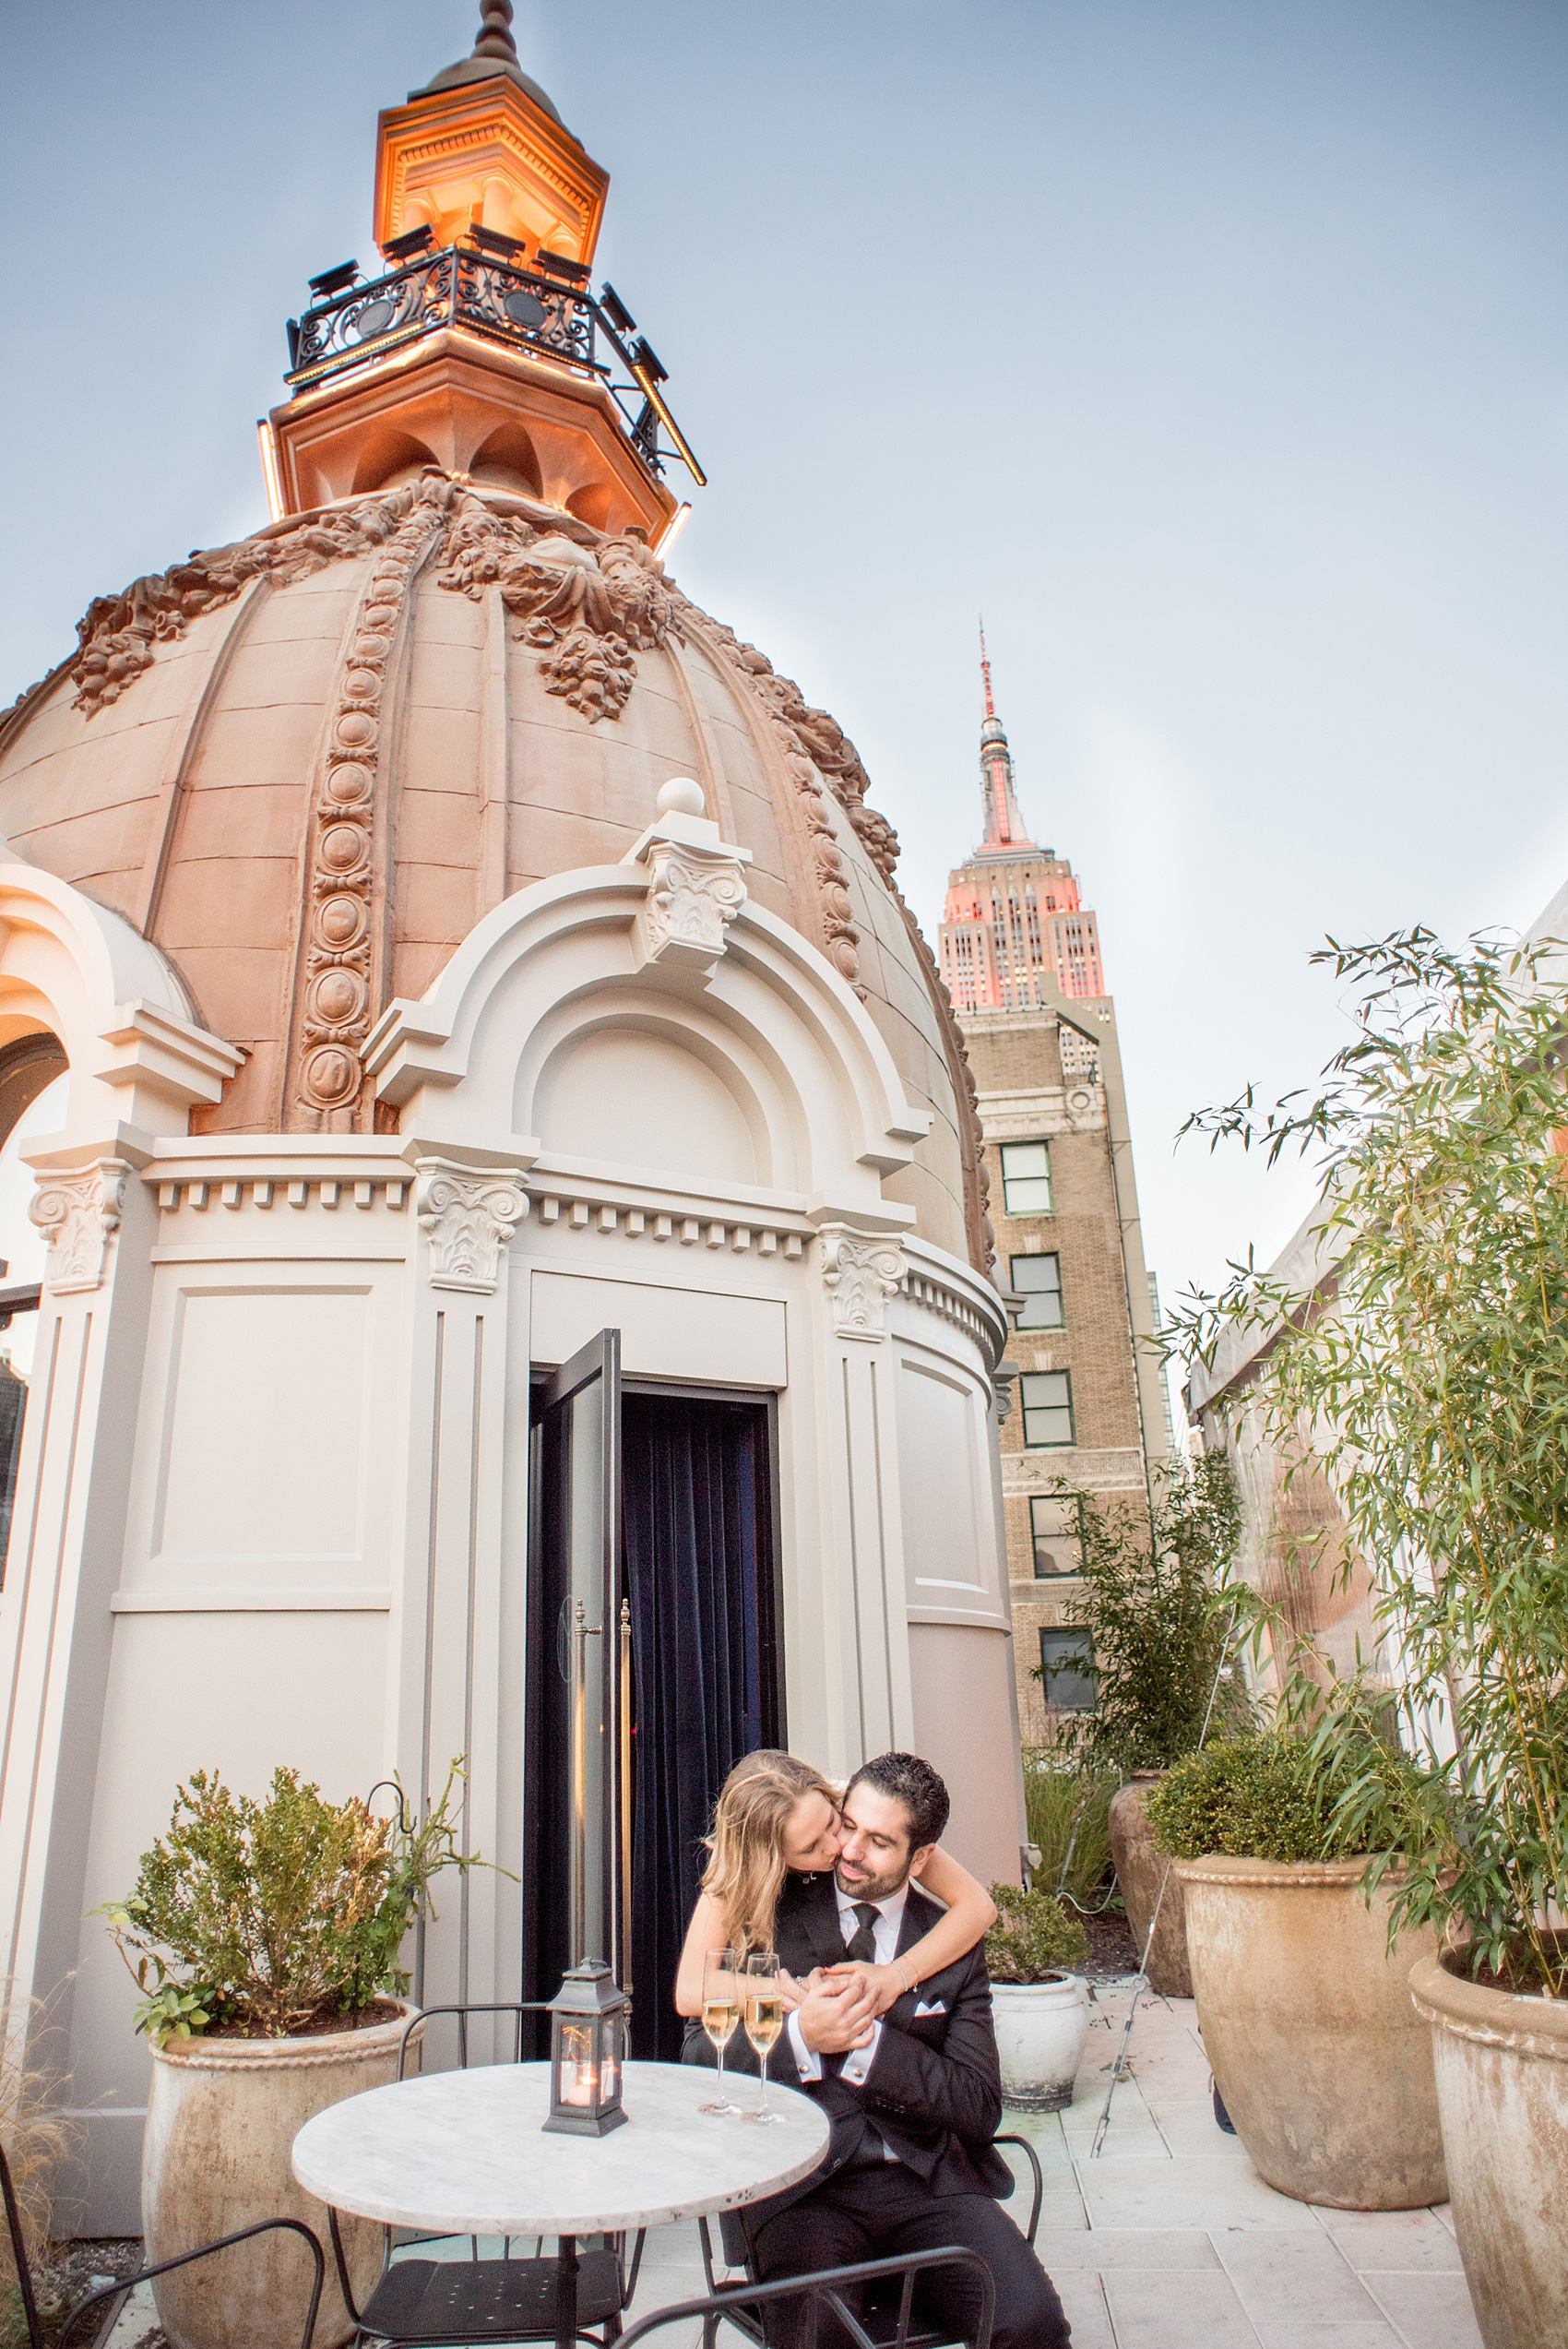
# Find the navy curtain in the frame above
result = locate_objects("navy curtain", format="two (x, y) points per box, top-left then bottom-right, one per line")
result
(621, 1394), (778, 2059)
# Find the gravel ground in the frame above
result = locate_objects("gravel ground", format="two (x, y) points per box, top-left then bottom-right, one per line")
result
(10, 2239), (153, 2349)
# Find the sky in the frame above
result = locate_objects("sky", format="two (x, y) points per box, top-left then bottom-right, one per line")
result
(2, 0), (1565, 1313)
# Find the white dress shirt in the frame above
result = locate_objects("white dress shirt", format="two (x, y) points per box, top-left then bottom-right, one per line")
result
(786, 1880), (909, 2090)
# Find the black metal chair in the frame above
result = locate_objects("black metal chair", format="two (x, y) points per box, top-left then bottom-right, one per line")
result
(618, 2247), (997, 2349)
(1, 2131), (324, 2349)
(695, 2136), (1041, 2349)
(326, 2001), (645, 2347)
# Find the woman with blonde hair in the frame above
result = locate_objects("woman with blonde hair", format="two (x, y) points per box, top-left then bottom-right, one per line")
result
(673, 1749), (996, 2020)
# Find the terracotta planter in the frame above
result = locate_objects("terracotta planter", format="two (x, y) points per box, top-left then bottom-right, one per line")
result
(1174, 1855), (1444, 2209)
(1410, 1949), (1568, 2349)
(1109, 1773), (1192, 1996)
(991, 1975), (1091, 2111)
(142, 2001), (420, 2349)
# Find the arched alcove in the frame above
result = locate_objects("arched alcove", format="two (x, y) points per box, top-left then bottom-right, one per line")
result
(0, 1031), (67, 1156)
(351, 426), (441, 494)
(532, 1022), (759, 1184)
(564, 481), (612, 531)
(469, 423), (543, 498)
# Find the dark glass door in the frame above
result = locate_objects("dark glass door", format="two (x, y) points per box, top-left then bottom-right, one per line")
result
(525, 1332), (624, 2011)
(525, 1361), (782, 2058)
(621, 1389), (781, 2058)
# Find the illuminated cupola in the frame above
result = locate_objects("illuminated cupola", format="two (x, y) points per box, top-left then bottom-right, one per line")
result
(264, 0), (702, 538)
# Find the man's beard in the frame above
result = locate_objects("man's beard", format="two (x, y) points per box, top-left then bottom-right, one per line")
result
(836, 1854), (909, 1905)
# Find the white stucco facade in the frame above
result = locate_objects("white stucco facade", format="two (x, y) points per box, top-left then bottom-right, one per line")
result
(0, 809), (1024, 2227)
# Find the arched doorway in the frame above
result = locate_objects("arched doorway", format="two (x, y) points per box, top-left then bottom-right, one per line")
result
(0, 1031), (68, 1573)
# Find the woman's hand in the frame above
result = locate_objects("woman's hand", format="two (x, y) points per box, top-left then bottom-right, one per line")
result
(778, 1967), (808, 2013)
(822, 1960), (911, 2019)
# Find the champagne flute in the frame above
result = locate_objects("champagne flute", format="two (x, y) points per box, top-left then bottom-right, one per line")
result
(699, 1948), (743, 2116)
(743, 1951), (785, 2124)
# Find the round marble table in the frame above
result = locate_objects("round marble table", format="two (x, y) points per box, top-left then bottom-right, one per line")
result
(292, 2058), (828, 2348)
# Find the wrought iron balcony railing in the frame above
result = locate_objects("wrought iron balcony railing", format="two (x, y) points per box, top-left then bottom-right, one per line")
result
(284, 244), (704, 486)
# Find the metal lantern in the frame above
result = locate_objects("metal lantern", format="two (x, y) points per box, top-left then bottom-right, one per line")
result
(541, 1961), (629, 2137)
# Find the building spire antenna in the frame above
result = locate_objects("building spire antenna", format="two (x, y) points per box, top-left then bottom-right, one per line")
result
(472, 0), (520, 64)
(979, 617), (996, 721)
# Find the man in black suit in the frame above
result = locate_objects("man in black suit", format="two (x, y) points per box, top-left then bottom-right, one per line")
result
(683, 1752), (1071, 2349)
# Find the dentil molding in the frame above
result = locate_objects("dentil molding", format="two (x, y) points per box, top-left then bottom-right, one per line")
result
(819, 1222), (905, 1341)
(416, 1161), (529, 1294)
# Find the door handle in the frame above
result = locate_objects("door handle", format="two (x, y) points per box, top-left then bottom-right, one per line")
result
(570, 1601), (602, 1967)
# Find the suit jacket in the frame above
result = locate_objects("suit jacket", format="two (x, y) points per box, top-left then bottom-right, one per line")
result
(681, 1870), (1011, 2216)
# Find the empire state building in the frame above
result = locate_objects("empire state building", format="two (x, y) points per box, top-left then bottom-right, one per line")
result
(938, 637), (1105, 1014)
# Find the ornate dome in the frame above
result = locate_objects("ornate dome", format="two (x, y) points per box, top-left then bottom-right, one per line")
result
(0, 472), (990, 1267)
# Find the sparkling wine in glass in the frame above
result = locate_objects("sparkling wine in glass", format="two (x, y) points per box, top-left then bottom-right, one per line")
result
(699, 1949), (743, 2116)
(744, 1951), (786, 2124)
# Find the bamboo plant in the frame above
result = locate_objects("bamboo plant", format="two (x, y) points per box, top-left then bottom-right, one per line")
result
(1170, 929), (1568, 1994)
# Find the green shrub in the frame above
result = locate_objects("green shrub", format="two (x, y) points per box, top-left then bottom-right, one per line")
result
(1043, 1458), (1252, 1773)
(985, 1883), (1090, 1982)
(1172, 930), (1568, 1991)
(104, 1760), (481, 2041)
(1145, 1731), (1414, 1865)
(1020, 1759), (1114, 1906)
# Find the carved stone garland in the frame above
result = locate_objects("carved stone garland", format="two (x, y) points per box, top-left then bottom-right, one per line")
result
(57, 476), (992, 1258)
(434, 495), (674, 723)
(670, 600), (863, 988)
(287, 476), (457, 1123)
(67, 491), (422, 720)
(66, 474), (675, 732)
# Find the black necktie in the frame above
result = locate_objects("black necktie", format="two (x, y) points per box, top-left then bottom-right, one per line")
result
(845, 1902), (880, 1961)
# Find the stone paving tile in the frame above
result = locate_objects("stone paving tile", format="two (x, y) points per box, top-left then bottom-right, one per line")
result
(1102, 2265), (1266, 2345)
(1078, 2152), (1326, 2232)
(1033, 2224), (1221, 2270)
(1214, 2228), (1388, 2325)
(1031, 2184), (1092, 2230)
(1247, 2325), (1405, 2348)
(1314, 2212), (1466, 2272)
(1360, 2270), (1486, 2349)
(1053, 2267), (1119, 2346)
(1146, 2105), (1261, 2158)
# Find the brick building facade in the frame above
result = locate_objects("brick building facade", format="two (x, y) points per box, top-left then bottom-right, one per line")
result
(937, 649), (1168, 1740)
(963, 996), (1169, 1737)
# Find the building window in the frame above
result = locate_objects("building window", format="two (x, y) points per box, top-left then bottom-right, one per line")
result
(1000, 1141), (1052, 1215)
(1021, 1370), (1074, 1449)
(1039, 1627), (1096, 1711)
(1010, 1252), (1063, 1330)
(1030, 1495), (1084, 1577)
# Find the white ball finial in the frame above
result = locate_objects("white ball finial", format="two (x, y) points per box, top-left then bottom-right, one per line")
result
(656, 776), (707, 818)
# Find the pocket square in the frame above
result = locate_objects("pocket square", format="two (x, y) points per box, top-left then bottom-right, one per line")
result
(913, 1997), (947, 2016)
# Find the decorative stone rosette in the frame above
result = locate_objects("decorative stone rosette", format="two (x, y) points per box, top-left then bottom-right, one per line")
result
(290, 477), (457, 1122)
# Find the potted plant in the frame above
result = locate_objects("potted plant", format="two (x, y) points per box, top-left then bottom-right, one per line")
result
(104, 1761), (478, 2349)
(1146, 1728), (1445, 2208)
(984, 1885), (1091, 2111)
(1174, 931), (1568, 2335)
(1049, 1457), (1248, 1995)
